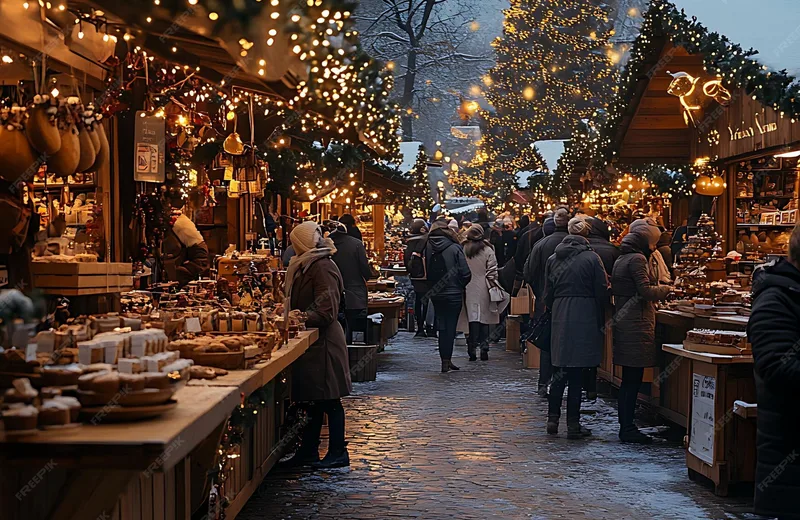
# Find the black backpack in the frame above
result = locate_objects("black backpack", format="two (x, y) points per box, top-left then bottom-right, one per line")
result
(408, 247), (427, 280)
(427, 247), (449, 283)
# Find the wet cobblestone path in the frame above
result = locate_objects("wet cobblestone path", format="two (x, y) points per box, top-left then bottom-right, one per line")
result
(240, 333), (758, 519)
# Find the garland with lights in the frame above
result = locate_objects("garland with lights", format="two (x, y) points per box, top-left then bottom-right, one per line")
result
(478, 0), (616, 178)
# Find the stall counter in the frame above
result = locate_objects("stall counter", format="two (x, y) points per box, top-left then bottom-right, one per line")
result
(0, 329), (318, 520)
(662, 343), (756, 496)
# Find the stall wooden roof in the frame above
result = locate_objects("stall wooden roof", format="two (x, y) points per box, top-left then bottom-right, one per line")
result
(613, 42), (705, 164)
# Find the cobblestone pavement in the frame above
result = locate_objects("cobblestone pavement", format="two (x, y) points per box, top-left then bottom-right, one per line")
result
(239, 333), (760, 520)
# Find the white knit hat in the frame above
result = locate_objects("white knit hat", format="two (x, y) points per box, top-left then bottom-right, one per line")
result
(448, 219), (459, 231)
(290, 221), (322, 254)
(568, 215), (591, 237)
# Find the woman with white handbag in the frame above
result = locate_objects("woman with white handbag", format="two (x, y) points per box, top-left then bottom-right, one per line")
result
(462, 226), (510, 361)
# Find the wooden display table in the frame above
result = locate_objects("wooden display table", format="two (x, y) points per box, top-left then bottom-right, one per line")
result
(366, 279), (396, 292)
(368, 298), (404, 345)
(0, 329), (318, 520)
(662, 344), (756, 496)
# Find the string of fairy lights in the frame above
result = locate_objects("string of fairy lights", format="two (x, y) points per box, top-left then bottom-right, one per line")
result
(553, 0), (800, 203)
(21, 0), (401, 182)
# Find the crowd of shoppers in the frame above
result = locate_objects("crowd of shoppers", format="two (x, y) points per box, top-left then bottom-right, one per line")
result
(279, 206), (798, 517)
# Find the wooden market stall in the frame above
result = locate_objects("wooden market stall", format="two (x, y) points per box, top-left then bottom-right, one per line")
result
(557, 1), (800, 495)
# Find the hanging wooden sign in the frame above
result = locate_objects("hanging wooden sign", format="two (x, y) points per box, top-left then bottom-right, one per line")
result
(133, 111), (165, 183)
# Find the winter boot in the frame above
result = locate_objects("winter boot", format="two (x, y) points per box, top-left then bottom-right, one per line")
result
(619, 426), (653, 444)
(546, 416), (559, 435)
(467, 344), (477, 362)
(537, 386), (549, 398)
(448, 360), (460, 371)
(312, 448), (350, 469)
(279, 446), (320, 468)
(441, 359), (450, 373)
(567, 423), (592, 440)
(480, 349), (489, 361)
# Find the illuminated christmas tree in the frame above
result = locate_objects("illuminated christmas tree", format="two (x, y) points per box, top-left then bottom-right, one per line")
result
(480, 0), (617, 175)
(408, 148), (434, 217)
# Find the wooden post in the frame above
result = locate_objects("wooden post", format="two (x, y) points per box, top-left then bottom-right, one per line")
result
(373, 204), (385, 264)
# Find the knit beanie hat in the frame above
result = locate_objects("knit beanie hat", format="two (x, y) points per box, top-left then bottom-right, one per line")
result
(629, 218), (661, 249)
(448, 219), (459, 231)
(411, 218), (427, 234)
(290, 221), (322, 255)
(553, 207), (570, 228)
(568, 215), (591, 237)
(466, 225), (485, 241)
(542, 217), (556, 236)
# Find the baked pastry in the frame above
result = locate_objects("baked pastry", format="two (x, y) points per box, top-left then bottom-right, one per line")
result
(39, 399), (71, 426)
(40, 387), (63, 399)
(83, 363), (114, 374)
(4, 378), (38, 404)
(41, 364), (83, 386)
(119, 373), (146, 392)
(142, 372), (170, 389)
(78, 370), (114, 393)
(189, 365), (218, 380)
(52, 396), (80, 422)
(2, 405), (38, 431)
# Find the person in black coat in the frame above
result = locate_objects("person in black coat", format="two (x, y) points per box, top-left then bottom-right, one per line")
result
(424, 220), (471, 373)
(544, 217), (609, 439)
(338, 213), (362, 241)
(328, 221), (372, 344)
(403, 219), (431, 338)
(513, 214), (547, 292)
(523, 207), (570, 397)
(582, 217), (620, 400)
(587, 217), (620, 277)
(747, 248), (800, 520)
(476, 208), (491, 238)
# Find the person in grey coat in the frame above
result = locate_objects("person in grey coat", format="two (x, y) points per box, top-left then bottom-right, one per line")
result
(544, 217), (609, 439)
(524, 207), (570, 397)
(611, 219), (673, 444)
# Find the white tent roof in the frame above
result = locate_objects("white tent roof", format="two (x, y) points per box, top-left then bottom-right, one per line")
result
(398, 141), (424, 174)
(535, 140), (568, 172)
(671, 0), (800, 76)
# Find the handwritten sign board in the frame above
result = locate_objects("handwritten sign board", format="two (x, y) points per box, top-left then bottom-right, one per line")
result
(689, 373), (716, 466)
(133, 111), (165, 183)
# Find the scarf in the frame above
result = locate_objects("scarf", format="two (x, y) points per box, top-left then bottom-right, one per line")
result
(283, 237), (337, 326)
(651, 249), (672, 284)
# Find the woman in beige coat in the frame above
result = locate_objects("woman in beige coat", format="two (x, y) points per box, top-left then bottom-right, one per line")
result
(462, 226), (508, 361)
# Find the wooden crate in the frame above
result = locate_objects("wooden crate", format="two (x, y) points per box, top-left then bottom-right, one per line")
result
(347, 345), (378, 382)
(31, 262), (133, 295)
(30, 262), (132, 276)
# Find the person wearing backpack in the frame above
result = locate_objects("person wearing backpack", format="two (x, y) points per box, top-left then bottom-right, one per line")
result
(424, 219), (472, 372)
(404, 219), (431, 338)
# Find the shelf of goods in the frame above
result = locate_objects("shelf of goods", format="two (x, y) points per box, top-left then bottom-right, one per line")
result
(30, 262), (133, 296)
(0, 329), (318, 520)
(734, 157), (799, 260)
